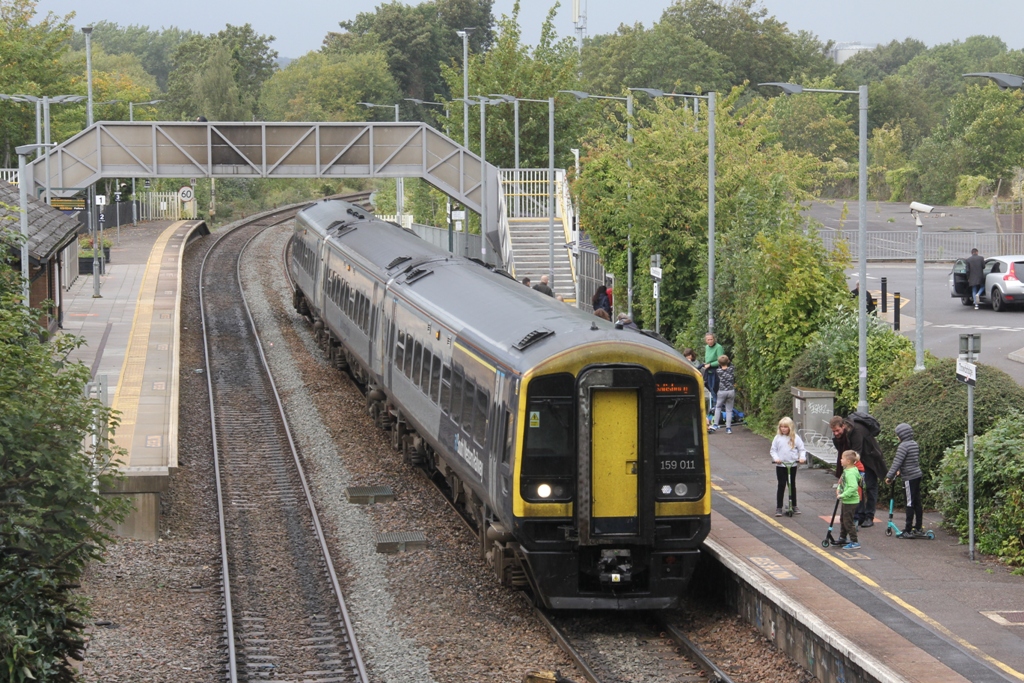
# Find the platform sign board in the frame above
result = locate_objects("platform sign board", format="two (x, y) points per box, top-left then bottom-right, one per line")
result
(650, 266), (662, 280)
(956, 358), (976, 386)
(95, 194), (107, 206)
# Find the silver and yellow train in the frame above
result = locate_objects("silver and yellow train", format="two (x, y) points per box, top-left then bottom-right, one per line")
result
(289, 199), (710, 609)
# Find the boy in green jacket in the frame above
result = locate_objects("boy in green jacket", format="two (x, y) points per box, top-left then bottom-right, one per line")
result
(703, 333), (724, 400)
(837, 450), (862, 550)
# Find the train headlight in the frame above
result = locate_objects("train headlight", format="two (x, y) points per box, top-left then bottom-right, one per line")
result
(674, 483), (688, 496)
(661, 484), (673, 495)
(537, 483), (552, 499)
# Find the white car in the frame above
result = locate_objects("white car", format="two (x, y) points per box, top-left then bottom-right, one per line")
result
(950, 255), (1024, 311)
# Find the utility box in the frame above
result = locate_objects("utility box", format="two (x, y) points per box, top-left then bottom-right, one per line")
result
(791, 387), (835, 441)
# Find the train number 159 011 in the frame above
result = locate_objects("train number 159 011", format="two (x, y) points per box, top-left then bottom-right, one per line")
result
(659, 459), (697, 471)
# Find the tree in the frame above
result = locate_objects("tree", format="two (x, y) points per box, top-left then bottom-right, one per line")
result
(836, 38), (927, 87)
(0, 219), (129, 682)
(259, 50), (400, 122)
(0, 0), (75, 166)
(69, 21), (199, 91)
(196, 43), (249, 121)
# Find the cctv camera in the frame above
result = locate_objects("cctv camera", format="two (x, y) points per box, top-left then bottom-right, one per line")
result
(909, 201), (935, 214)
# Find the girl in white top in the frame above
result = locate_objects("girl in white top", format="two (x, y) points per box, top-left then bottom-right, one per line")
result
(770, 417), (806, 517)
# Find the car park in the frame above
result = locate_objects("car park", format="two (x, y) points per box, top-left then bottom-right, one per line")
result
(949, 254), (1024, 311)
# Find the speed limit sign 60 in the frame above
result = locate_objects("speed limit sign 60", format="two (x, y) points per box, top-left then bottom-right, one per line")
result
(178, 186), (195, 202)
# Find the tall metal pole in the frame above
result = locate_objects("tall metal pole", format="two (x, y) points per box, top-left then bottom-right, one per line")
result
(514, 99), (520, 170)
(915, 215), (925, 370)
(459, 30), (469, 149)
(130, 102), (138, 225)
(548, 97), (555, 290)
(90, 184), (100, 298)
(394, 104), (404, 224)
(18, 153), (30, 306)
(857, 85), (869, 413)
(626, 93), (633, 319)
(707, 91), (716, 334)
(43, 97), (53, 205)
(967, 369), (975, 561)
(480, 98), (487, 263)
(83, 27), (94, 127)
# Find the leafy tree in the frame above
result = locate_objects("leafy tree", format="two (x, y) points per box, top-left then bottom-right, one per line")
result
(762, 76), (857, 162)
(216, 24), (279, 111)
(332, 0), (494, 102)
(196, 43), (249, 121)
(0, 219), (129, 682)
(0, 0), (75, 166)
(69, 21), (199, 91)
(660, 0), (834, 87)
(836, 38), (926, 87)
(259, 50), (400, 122)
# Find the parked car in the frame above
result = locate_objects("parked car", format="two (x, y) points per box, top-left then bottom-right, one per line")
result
(950, 255), (1024, 311)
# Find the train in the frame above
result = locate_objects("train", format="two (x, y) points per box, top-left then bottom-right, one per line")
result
(288, 199), (711, 609)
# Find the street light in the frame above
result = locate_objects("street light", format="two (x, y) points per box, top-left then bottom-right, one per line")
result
(491, 94), (557, 290)
(359, 101), (404, 223)
(0, 94), (43, 156)
(129, 100), (163, 223)
(631, 88), (717, 334)
(82, 26), (94, 126)
(560, 89), (636, 318)
(15, 143), (55, 306)
(456, 29), (474, 149)
(760, 81), (869, 412)
(456, 96), (506, 264)
(963, 72), (1024, 90)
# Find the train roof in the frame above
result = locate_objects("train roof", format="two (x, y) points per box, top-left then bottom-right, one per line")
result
(298, 200), (686, 375)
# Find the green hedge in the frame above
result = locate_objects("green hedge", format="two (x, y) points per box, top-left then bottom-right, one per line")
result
(934, 412), (1024, 569)
(872, 358), (1024, 508)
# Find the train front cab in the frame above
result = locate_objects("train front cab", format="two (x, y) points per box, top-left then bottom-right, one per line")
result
(512, 350), (710, 609)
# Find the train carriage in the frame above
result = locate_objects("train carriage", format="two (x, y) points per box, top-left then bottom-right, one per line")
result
(289, 199), (710, 609)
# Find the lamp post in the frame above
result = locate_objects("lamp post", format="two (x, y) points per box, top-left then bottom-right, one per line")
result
(631, 88), (716, 333)
(82, 26), (94, 126)
(0, 94), (43, 157)
(15, 143), (55, 306)
(490, 94), (557, 289)
(456, 29), (473, 149)
(760, 81), (869, 413)
(359, 102), (404, 223)
(456, 96), (505, 264)
(560, 90), (635, 317)
(129, 100), (163, 224)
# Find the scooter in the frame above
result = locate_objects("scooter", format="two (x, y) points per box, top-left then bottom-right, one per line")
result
(884, 496), (935, 539)
(821, 498), (842, 548)
(783, 462), (796, 517)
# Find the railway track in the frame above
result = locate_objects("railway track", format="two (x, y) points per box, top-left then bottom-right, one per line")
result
(200, 204), (368, 682)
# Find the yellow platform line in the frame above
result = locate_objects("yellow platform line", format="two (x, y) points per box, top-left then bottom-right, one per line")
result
(713, 484), (1024, 681)
(110, 221), (186, 466)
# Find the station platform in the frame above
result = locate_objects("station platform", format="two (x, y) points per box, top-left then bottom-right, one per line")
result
(62, 219), (207, 540)
(706, 425), (1024, 683)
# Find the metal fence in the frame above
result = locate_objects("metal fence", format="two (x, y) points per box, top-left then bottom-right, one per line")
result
(818, 230), (1024, 261)
(140, 192), (197, 221)
(1, 169), (17, 185)
(576, 242), (608, 313)
(407, 222), (485, 263)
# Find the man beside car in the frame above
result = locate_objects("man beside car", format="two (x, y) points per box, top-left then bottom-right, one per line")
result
(966, 248), (985, 309)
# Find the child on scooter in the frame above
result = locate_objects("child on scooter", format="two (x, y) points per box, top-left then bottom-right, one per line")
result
(836, 450), (862, 549)
(770, 417), (806, 517)
(886, 423), (924, 537)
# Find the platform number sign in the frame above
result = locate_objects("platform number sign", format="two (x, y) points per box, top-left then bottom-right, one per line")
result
(178, 186), (195, 203)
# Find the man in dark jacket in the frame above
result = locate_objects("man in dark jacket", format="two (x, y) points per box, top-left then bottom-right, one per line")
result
(966, 248), (985, 309)
(830, 415), (886, 527)
(532, 274), (554, 297)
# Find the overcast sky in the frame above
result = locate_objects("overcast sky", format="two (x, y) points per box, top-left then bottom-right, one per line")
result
(34, 0), (1024, 60)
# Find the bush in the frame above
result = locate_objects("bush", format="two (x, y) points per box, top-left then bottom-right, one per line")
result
(934, 412), (1024, 568)
(872, 358), (1024, 508)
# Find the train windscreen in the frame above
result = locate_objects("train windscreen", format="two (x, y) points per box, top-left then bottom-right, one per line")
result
(520, 373), (575, 503)
(653, 372), (706, 501)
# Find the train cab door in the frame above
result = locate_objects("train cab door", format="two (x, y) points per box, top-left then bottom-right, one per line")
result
(576, 367), (656, 545)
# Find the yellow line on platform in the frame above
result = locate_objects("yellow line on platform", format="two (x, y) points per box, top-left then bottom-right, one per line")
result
(110, 221), (185, 465)
(713, 484), (1024, 681)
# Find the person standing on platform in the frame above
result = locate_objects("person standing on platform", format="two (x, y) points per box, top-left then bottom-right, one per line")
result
(522, 277), (531, 287)
(886, 423), (924, 537)
(966, 248), (985, 309)
(836, 450), (862, 549)
(830, 415), (886, 527)
(770, 417), (806, 516)
(591, 284), (611, 315)
(703, 333), (724, 402)
(533, 274), (554, 296)
(709, 355), (735, 434)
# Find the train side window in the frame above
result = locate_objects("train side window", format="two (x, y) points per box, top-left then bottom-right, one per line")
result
(430, 354), (442, 404)
(412, 340), (423, 387)
(502, 409), (514, 464)
(440, 365), (452, 413)
(395, 330), (405, 370)
(420, 349), (432, 393)
(473, 387), (489, 445)
(404, 334), (414, 376)
(450, 370), (464, 424)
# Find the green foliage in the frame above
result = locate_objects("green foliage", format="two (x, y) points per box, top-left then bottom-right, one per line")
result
(774, 307), (916, 420)
(873, 359), (1024, 509)
(259, 50), (399, 122)
(69, 21), (198, 91)
(935, 412), (1024, 565)
(836, 38), (927, 86)
(763, 76), (857, 162)
(0, 223), (130, 682)
(955, 175), (993, 207)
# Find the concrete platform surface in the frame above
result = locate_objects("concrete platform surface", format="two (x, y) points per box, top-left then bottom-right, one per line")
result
(708, 424), (1024, 682)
